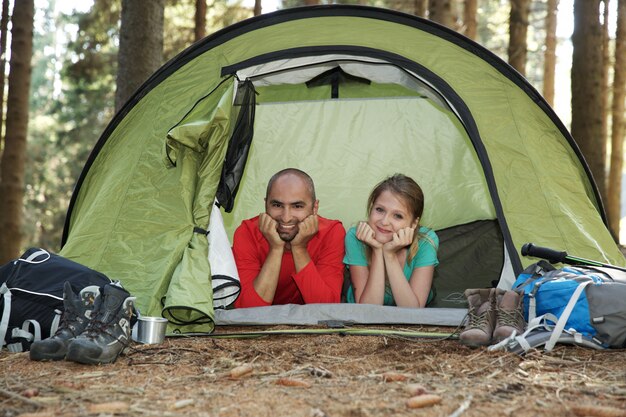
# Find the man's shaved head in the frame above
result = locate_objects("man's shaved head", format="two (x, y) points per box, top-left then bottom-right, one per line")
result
(265, 168), (316, 203)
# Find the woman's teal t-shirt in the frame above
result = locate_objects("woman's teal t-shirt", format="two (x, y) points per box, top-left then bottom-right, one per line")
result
(343, 226), (439, 306)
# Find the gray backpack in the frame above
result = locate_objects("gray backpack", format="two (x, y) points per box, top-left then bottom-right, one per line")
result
(490, 261), (626, 354)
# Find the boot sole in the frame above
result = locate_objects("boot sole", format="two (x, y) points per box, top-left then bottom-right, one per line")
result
(65, 345), (125, 365)
(65, 352), (120, 365)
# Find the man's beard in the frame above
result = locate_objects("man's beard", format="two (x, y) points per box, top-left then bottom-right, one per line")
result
(277, 225), (299, 242)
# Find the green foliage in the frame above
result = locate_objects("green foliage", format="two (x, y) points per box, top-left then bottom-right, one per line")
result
(24, 0), (119, 251)
(164, 0), (195, 59)
(164, 0), (254, 60)
(477, 0), (548, 90)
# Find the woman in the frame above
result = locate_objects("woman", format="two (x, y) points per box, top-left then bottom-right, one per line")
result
(344, 174), (438, 308)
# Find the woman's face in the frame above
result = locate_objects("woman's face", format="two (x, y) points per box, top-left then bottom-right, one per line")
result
(367, 190), (418, 243)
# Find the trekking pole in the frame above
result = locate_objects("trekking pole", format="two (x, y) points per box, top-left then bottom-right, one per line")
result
(521, 242), (626, 273)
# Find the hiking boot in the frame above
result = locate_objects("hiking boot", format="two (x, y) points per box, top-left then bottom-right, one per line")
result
(459, 288), (496, 347)
(29, 282), (101, 361)
(65, 283), (136, 365)
(492, 290), (526, 343)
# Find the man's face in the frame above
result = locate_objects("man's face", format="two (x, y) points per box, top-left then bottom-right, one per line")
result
(265, 174), (318, 242)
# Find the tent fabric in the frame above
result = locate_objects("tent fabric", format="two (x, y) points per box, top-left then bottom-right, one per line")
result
(213, 303), (467, 327)
(59, 6), (625, 333)
(160, 77), (236, 332)
(221, 97), (494, 234)
(430, 220), (505, 308)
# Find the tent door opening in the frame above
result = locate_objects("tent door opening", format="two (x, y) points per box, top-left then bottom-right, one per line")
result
(217, 53), (515, 307)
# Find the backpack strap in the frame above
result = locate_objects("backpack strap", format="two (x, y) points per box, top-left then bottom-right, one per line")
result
(0, 283), (11, 348)
(22, 249), (50, 264)
(489, 312), (604, 354)
(544, 280), (594, 351)
(22, 319), (42, 341)
(513, 260), (554, 290)
(488, 313), (559, 354)
(6, 320), (43, 352)
(51, 309), (62, 335)
(514, 261), (556, 322)
(528, 276), (561, 322)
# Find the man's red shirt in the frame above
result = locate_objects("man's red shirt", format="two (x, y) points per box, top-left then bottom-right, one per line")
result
(233, 215), (346, 307)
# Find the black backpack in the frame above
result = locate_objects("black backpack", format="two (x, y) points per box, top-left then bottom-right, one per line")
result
(0, 248), (112, 352)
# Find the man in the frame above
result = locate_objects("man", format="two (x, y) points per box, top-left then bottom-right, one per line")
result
(233, 168), (346, 307)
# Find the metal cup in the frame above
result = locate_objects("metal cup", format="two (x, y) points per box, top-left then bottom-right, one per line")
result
(136, 316), (168, 344)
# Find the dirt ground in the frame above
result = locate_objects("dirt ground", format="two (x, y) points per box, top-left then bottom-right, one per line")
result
(1, 325), (625, 417)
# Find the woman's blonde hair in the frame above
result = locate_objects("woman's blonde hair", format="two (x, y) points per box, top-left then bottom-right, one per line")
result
(366, 174), (426, 263)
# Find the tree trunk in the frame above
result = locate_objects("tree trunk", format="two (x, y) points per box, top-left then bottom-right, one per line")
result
(414, 0), (427, 17)
(572, 0), (606, 204)
(0, 0), (34, 263)
(542, 0), (559, 106)
(115, 0), (165, 112)
(601, 0), (610, 176)
(195, 0), (207, 41)
(607, 0), (626, 239)
(0, 0), (10, 154)
(254, 0), (262, 16)
(429, 0), (456, 29)
(304, 0), (320, 5)
(508, 0), (530, 76)
(464, 0), (477, 40)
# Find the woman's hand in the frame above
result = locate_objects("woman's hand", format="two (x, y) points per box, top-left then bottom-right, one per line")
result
(355, 221), (382, 249)
(383, 226), (414, 254)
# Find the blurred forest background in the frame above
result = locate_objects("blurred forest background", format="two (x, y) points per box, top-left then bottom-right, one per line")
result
(0, 0), (624, 263)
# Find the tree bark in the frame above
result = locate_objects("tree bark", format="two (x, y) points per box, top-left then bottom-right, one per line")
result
(0, 0), (10, 153)
(115, 0), (165, 112)
(607, 0), (626, 239)
(572, 0), (606, 204)
(195, 0), (207, 41)
(414, 0), (428, 17)
(601, 1), (610, 176)
(429, 0), (456, 29)
(304, 0), (320, 5)
(464, 0), (477, 40)
(542, 0), (559, 106)
(254, 0), (262, 16)
(508, 0), (530, 76)
(0, 0), (34, 263)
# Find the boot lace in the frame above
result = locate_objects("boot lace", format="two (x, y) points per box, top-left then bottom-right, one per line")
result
(54, 308), (82, 337)
(465, 310), (490, 330)
(497, 309), (524, 329)
(83, 317), (109, 338)
(83, 310), (132, 348)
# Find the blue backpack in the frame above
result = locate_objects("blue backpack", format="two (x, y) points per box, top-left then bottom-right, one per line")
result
(506, 260), (626, 352)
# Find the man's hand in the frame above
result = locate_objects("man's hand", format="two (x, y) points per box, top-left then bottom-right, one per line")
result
(355, 221), (382, 249)
(383, 227), (414, 254)
(290, 214), (319, 249)
(258, 213), (284, 249)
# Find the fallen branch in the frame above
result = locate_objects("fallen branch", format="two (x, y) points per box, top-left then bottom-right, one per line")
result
(0, 387), (44, 409)
(572, 405), (626, 417)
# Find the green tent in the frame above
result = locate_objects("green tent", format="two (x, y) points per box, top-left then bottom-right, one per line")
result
(60, 6), (625, 333)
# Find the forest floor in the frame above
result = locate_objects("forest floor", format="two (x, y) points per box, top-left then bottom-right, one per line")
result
(1, 325), (625, 417)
